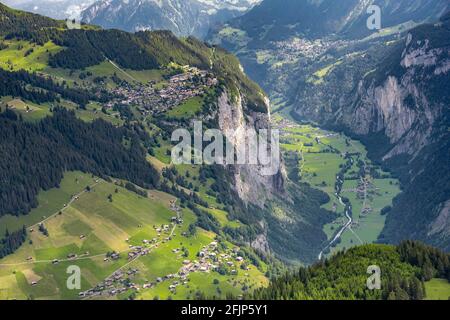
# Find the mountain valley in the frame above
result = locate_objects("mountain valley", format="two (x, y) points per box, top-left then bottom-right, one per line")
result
(0, 0), (449, 301)
(210, 0), (450, 252)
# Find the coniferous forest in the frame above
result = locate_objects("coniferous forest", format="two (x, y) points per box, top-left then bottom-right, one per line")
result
(250, 241), (450, 300)
(0, 108), (159, 217)
(0, 226), (27, 259)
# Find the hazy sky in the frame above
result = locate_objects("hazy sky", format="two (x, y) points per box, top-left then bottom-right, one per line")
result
(2, 0), (96, 19)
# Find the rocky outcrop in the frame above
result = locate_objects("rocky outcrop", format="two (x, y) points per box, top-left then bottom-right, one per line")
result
(251, 233), (270, 253)
(349, 75), (433, 160)
(212, 88), (332, 262)
(429, 200), (450, 239)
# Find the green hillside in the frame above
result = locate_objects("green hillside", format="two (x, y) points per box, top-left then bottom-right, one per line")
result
(0, 171), (268, 300)
(251, 241), (450, 300)
(424, 278), (450, 300)
(0, 3), (282, 300)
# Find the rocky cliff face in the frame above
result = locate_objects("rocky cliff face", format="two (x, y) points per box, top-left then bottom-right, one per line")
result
(342, 26), (450, 160)
(215, 89), (330, 262)
(429, 200), (450, 240)
(217, 90), (285, 207)
(345, 35), (449, 161)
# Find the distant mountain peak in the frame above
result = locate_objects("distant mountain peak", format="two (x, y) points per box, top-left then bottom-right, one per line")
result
(80, 0), (261, 38)
(2, 0), (96, 19)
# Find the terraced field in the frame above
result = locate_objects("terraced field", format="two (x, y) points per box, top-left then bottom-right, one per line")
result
(0, 172), (268, 300)
(276, 118), (401, 258)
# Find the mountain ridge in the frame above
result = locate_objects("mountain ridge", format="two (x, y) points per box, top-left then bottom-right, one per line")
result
(81, 0), (261, 38)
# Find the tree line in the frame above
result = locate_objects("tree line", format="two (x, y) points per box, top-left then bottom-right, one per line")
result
(0, 68), (107, 107)
(0, 226), (27, 259)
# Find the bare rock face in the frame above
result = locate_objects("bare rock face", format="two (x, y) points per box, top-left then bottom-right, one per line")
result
(349, 75), (430, 160)
(251, 233), (270, 253)
(343, 33), (449, 160)
(217, 91), (285, 208)
(428, 200), (450, 239)
(216, 89), (288, 256)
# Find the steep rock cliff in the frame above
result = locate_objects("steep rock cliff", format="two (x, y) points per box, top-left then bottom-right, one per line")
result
(215, 89), (331, 263)
(217, 90), (285, 206)
(346, 35), (449, 161)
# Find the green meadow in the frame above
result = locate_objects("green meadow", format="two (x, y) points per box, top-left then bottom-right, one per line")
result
(0, 171), (96, 235)
(424, 278), (450, 300)
(166, 96), (203, 118)
(0, 171), (267, 300)
(0, 40), (61, 72)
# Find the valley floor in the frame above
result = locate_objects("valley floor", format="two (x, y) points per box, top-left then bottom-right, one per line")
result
(274, 114), (401, 258)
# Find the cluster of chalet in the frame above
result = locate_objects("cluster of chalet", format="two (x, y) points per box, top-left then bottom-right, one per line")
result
(165, 241), (249, 294)
(273, 37), (351, 61)
(103, 66), (218, 117)
(80, 268), (140, 298)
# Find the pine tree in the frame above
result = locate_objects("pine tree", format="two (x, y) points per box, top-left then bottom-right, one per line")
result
(409, 277), (424, 300)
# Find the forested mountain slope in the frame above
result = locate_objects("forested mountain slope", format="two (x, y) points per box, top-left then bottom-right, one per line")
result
(0, 107), (159, 216)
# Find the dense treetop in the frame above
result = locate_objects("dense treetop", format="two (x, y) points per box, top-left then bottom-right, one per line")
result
(250, 241), (450, 300)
